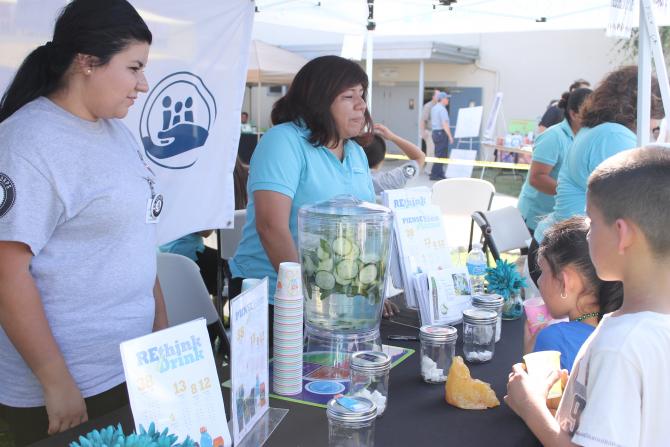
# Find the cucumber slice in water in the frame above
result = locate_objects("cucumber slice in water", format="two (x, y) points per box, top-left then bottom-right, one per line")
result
(359, 264), (378, 285)
(317, 257), (334, 272)
(315, 270), (335, 290)
(336, 259), (359, 280)
(331, 237), (353, 257)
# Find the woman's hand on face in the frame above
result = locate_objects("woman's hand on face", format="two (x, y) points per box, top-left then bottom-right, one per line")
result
(382, 298), (399, 318)
(373, 123), (395, 141)
(44, 375), (88, 434)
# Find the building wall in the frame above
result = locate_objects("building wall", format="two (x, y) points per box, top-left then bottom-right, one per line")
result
(245, 29), (628, 139)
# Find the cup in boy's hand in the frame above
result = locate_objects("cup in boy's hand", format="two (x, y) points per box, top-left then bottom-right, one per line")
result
(523, 297), (551, 335)
(523, 350), (563, 399)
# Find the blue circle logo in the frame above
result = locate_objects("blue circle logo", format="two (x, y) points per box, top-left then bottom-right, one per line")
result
(0, 173), (16, 218)
(304, 381), (345, 395)
(139, 71), (217, 170)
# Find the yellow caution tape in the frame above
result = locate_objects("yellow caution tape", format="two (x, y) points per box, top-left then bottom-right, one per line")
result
(384, 153), (530, 171)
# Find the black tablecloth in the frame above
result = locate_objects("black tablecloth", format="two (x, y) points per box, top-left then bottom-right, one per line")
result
(32, 310), (539, 447)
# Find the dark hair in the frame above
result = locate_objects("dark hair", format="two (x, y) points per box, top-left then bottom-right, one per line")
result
(241, 111), (249, 117)
(557, 87), (592, 125)
(271, 55), (374, 148)
(539, 217), (623, 320)
(569, 78), (590, 91)
(580, 66), (664, 132)
(0, 0), (152, 123)
(588, 146), (670, 256)
(363, 135), (386, 168)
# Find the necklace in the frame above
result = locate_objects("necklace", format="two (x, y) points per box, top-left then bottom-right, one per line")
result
(574, 311), (600, 322)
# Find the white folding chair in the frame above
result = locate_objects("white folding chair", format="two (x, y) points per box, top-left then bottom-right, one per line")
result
(471, 206), (531, 260)
(431, 178), (495, 251)
(157, 252), (230, 358)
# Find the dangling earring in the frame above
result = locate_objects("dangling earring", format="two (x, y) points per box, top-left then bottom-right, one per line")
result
(86, 68), (92, 75)
(560, 290), (567, 300)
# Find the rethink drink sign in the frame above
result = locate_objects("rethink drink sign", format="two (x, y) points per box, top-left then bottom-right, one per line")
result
(120, 319), (231, 446)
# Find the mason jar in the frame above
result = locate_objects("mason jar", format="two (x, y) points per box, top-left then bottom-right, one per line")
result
(349, 351), (391, 416)
(419, 325), (458, 383)
(462, 309), (497, 363)
(471, 294), (504, 342)
(327, 396), (377, 447)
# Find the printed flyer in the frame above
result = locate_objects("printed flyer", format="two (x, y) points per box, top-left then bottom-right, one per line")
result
(230, 278), (270, 444)
(120, 319), (231, 447)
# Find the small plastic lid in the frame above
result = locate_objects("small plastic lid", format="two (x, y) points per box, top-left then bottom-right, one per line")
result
(419, 325), (458, 342)
(471, 242), (483, 249)
(462, 308), (498, 325)
(326, 396), (377, 423)
(472, 294), (504, 310)
(350, 351), (391, 372)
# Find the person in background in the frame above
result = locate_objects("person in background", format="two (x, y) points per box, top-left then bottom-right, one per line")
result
(537, 79), (590, 134)
(528, 66), (663, 285)
(506, 146), (670, 447)
(229, 55), (398, 345)
(420, 89), (440, 173)
(429, 91), (454, 181)
(363, 123), (425, 194)
(0, 1), (166, 444)
(240, 111), (253, 133)
(517, 87), (592, 234)
(523, 217), (623, 373)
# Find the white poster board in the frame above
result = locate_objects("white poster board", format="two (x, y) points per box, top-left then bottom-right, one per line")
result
(230, 278), (270, 444)
(445, 149), (477, 179)
(454, 106), (483, 139)
(120, 319), (232, 447)
(482, 92), (504, 141)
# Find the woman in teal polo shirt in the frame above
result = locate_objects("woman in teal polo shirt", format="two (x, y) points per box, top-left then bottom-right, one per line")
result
(230, 56), (397, 321)
(518, 87), (592, 233)
(527, 66), (664, 284)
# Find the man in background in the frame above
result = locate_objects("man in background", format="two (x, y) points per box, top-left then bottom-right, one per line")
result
(429, 91), (454, 181)
(537, 78), (590, 134)
(420, 89), (440, 173)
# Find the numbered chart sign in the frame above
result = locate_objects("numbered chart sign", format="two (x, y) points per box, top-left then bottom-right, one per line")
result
(230, 278), (270, 444)
(120, 319), (231, 447)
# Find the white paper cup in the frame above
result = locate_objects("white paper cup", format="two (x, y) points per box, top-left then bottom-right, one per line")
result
(275, 262), (303, 298)
(523, 350), (562, 399)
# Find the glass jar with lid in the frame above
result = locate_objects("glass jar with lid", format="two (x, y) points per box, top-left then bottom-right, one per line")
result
(419, 325), (458, 383)
(462, 309), (497, 363)
(327, 396), (377, 447)
(349, 351), (391, 416)
(471, 294), (504, 342)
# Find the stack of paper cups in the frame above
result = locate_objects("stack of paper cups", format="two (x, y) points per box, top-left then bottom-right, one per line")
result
(273, 262), (304, 396)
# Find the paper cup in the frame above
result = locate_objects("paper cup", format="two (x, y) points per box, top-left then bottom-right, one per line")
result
(523, 297), (551, 335)
(275, 262), (303, 298)
(523, 350), (562, 399)
(241, 278), (263, 293)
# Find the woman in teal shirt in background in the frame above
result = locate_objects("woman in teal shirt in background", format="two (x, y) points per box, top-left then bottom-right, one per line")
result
(527, 66), (664, 284)
(518, 87), (592, 233)
(229, 56), (397, 336)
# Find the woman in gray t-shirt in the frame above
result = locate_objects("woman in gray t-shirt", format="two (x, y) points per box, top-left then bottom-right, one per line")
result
(0, 1), (167, 444)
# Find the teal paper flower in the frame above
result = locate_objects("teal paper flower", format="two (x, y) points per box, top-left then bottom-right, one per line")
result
(69, 422), (195, 447)
(484, 259), (527, 299)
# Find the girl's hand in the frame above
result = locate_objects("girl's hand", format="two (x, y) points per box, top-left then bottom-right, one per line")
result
(44, 376), (88, 434)
(373, 123), (395, 140)
(382, 299), (399, 318)
(504, 363), (560, 420)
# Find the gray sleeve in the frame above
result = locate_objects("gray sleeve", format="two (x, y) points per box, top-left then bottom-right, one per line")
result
(0, 152), (63, 255)
(371, 161), (419, 193)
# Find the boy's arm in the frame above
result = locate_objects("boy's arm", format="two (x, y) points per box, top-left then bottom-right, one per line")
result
(374, 123), (425, 168)
(505, 364), (578, 447)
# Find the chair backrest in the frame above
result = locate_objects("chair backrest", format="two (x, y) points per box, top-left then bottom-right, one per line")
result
(157, 252), (220, 327)
(431, 178), (495, 216)
(220, 209), (247, 260)
(472, 206), (531, 259)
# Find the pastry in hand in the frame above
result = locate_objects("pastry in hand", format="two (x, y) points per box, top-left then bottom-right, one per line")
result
(445, 356), (500, 410)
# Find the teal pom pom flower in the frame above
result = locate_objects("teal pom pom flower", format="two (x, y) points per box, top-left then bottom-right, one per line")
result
(69, 422), (195, 447)
(484, 259), (527, 299)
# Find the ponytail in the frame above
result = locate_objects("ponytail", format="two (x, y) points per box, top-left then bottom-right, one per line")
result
(0, 0), (151, 123)
(0, 42), (74, 123)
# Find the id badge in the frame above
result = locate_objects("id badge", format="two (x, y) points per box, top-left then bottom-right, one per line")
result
(146, 193), (163, 224)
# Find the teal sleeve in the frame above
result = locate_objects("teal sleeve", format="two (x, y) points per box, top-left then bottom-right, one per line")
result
(248, 126), (304, 199)
(532, 129), (562, 166)
(588, 129), (637, 172)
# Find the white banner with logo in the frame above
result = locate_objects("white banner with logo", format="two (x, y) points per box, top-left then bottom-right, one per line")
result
(126, 1), (254, 243)
(0, 1), (254, 244)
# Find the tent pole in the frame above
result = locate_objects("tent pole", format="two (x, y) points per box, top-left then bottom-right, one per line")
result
(366, 29), (374, 113)
(637, 0), (651, 146)
(418, 59), (425, 148)
(257, 81), (262, 140)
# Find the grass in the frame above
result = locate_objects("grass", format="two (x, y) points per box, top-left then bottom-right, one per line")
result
(0, 418), (13, 447)
(473, 166), (526, 198)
